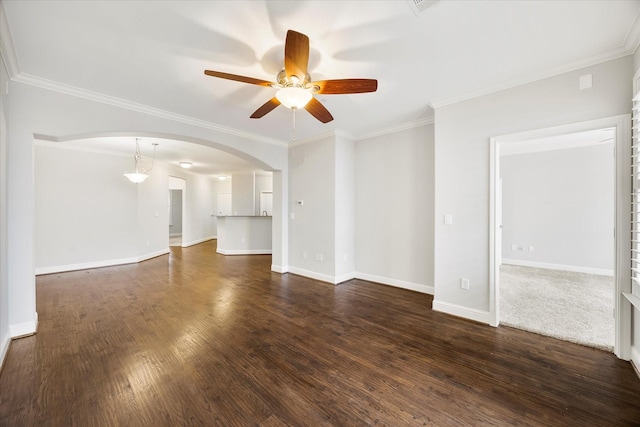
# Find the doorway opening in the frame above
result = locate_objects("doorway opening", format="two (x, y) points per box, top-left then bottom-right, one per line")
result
(498, 128), (614, 350)
(489, 115), (632, 359)
(169, 176), (186, 247)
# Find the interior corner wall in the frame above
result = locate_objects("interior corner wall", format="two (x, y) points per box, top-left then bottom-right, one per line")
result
(354, 124), (435, 294)
(0, 51), (10, 361)
(136, 162), (170, 257)
(334, 135), (355, 281)
(183, 173), (216, 246)
(288, 136), (337, 281)
(433, 55), (633, 320)
(501, 143), (614, 273)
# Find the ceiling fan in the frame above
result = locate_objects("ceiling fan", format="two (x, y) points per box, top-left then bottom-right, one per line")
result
(204, 30), (378, 124)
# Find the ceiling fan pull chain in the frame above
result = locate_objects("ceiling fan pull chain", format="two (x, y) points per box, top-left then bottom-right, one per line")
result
(292, 108), (296, 142)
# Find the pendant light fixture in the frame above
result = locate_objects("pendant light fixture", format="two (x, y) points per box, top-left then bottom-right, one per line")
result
(124, 138), (158, 183)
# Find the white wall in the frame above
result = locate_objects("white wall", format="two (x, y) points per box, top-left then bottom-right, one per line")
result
(354, 124), (434, 294)
(254, 173), (273, 215)
(183, 173), (216, 246)
(0, 45), (10, 364)
(289, 135), (337, 280)
(231, 172), (255, 215)
(433, 56), (632, 322)
(501, 143), (614, 274)
(335, 135), (355, 281)
(34, 145), (138, 270)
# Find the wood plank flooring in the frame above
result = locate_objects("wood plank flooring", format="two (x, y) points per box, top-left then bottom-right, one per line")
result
(1, 240), (639, 426)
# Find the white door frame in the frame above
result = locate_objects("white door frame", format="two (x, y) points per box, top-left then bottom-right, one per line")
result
(489, 114), (631, 360)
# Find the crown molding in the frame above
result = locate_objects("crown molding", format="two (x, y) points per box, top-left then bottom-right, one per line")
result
(0, 1), (19, 78)
(623, 7), (640, 53)
(357, 117), (434, 140)
(430, 47), (634, 109)
(288, 130), (346, 147)
(12, 73), (288, 148)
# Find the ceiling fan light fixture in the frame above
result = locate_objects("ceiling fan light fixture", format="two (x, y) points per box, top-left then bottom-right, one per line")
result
(276, 86), (312, 110)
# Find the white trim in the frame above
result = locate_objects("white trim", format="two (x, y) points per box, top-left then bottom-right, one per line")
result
(181, 236), (215, 248)
(502, 259), (614, 277)
(287, 266), (339, 285)
(631, 345), (640, 380)
(0, 331), (11, 371)
(216, 249), (271, 255)
(355, 272), (434, 295)
(357, 117), (434, 141)
(0, 2), (19, 78)
(335, 272), (356, 285)
(138, 249), (170, 262)
(432, 300), (493, 325)
(10, 313), (38, 338)
(35, 248), (174, 275)
(35, 256), (138, 275)
(431, 50), (633, 109)
(623, 8), (640, 54)
(271, 264), (289, 274)
(12, 73), (287, 148)
(289, 130), (353, 147)
(489, 114), (632, 360)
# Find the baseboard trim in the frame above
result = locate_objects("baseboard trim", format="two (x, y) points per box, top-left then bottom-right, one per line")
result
(10, 313), (38, 338)
(502, 259), (614, 276)
(182, 236), (215, 248)
(0, 331), (11, 372)
(335, 272), (356, 284)
(36, 256), (138, 275)
(432, 300), (493, 325)
(271, 264), (289, 274)
(631, 346), (640, 380)
(138, 249), (170, 262)
(216, 249), (272, 255)
(35, 248), (175, 275)
(287, 267), (340, 285)
(354, 272), (434, 295)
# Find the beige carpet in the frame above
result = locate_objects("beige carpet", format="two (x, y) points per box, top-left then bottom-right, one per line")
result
(499, 264), (614, 352)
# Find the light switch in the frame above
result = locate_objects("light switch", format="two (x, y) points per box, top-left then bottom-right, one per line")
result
(444, 214), (453, 225)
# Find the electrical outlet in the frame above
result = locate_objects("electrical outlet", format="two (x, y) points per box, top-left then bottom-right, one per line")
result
(460, 278), (470, 290)
(529, 246), (535, 252)
(302, 251), (307, 260)
(511, 244), (517, 251)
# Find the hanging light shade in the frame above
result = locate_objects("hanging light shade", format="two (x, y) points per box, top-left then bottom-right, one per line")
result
(124, 139), (157, 183)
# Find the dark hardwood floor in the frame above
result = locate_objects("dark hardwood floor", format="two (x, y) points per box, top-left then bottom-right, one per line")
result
(1, 240), (639, 426)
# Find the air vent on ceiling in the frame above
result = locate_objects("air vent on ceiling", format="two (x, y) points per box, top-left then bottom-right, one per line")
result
(406, 0), (442, 15)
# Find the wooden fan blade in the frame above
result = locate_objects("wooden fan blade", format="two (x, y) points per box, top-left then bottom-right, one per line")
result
(204, 70), (273, 87)
(312, 79), (378, 94)
(304, 97), (333, 123)
(284, 30), (309, 81)
(250, 98), (281, 119)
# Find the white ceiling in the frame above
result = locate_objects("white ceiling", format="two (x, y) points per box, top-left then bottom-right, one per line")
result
(3, 0), (640, 175)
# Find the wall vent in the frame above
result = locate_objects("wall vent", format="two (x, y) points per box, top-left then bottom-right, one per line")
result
(406, 0), (442, 15)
